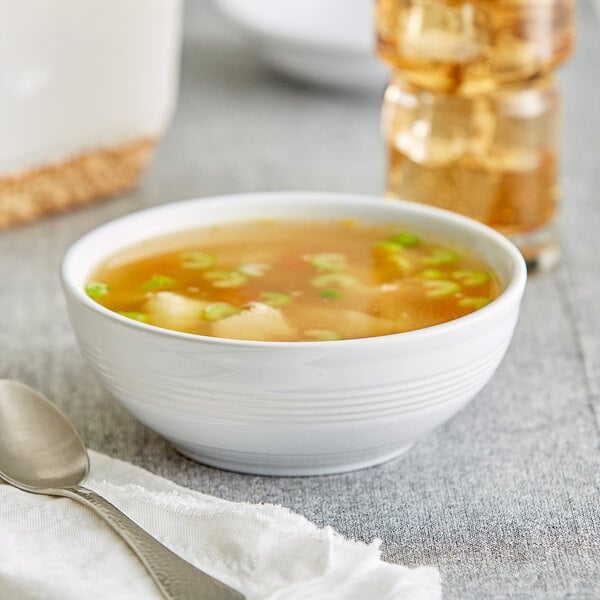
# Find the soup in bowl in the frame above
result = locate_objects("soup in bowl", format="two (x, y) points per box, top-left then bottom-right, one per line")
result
(61, 192), (527, 475)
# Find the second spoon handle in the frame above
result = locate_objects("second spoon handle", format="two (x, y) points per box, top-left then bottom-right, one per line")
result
(60, 485), (245, 600)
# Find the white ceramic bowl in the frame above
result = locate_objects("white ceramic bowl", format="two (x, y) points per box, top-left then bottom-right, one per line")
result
(212, 0), (388, 91)
(61, 193), (527, 475)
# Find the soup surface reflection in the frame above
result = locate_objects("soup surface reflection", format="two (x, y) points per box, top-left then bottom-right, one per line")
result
(86, 219), (501, 341)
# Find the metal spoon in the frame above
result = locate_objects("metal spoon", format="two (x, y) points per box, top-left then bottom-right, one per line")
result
(0, 380), (245, 600)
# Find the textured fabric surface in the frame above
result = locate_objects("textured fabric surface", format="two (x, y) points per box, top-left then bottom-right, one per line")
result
(1, 2), (599, 599)
(0, 451), (440, 600)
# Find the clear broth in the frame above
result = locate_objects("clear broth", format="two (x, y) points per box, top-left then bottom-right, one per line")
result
(86, 219), (501, 342)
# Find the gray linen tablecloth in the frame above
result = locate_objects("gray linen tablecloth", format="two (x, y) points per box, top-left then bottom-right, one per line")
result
(1, 2), (599, 598)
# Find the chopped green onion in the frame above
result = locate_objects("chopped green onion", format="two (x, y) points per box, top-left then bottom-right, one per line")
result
(320, 289), (343, 300)
(374, 240), (411, 271)
(85, 281), (110, 299)
(142, 275), (176, 291)
(452, 270), (490, 286)
(423, 280), (461, 298)
(304, 253), (348, 271)
(310, 273), (357, 288)
(179, 251), (217, 269)
(418, 269), (445, 279)
(458, 297), (491, 309)
(389, 232), (420, 248)
(375, 241), (402, 253)
(420, 248), (458, 266)
(260, 291), (292, 307)
(239, 262), (272, 277)
(390, 253), (412, 271)
(202, 302), (240, 321)
(303, 328), (342, 341)
(118, 311), (149, 323)
(204, 270), (248, 288)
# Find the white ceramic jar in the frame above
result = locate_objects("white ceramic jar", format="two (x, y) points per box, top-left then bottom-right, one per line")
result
(0, 0), (182, 228)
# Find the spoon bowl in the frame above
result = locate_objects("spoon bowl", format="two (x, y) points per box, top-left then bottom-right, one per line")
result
(0, 380), (88, 491)
(0, 379), (244, 600)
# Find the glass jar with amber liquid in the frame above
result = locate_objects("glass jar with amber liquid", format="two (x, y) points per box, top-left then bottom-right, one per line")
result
(377, 0), (574, 270)
(382, 74), (560, 267)
(376, 0), (575, 95)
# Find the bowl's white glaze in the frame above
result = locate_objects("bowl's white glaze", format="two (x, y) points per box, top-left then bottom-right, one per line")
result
(61, 193), (527, 475)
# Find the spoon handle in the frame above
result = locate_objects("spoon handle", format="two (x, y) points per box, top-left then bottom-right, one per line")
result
(61, 485), (245, 600)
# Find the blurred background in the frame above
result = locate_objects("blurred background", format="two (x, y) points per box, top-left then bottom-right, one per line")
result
(1, 0), (590, 258)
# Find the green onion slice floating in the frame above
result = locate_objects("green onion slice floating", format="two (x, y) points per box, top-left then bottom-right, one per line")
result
(375, 241), (402, 253)
(418, 269), (445, 279)
(304, 253), (348, 271)
(202, 302), (240, 321)
(179, 251), (217, 269)
(85, 281), (110, 299)
(142, 275), (176, 291)
(420, 248), (458, 266)
(118, 311), (149, 323)
(310, 273), (357, 288)
(204, 270), (248, 288)
(374, 240), (412, 272)
(260, 291), (292, 307)
(319, 289), (343, 300)
(389, 232), (420, 248)
(390, 253), (412, 271)
(451, 271), (490, 286)
(303, 328), (342, 341)
(423, 280), (461, 298)
(458, 297), (491, 309)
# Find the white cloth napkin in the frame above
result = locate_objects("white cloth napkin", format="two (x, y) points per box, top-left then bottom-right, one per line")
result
(0, 450), (441, 600)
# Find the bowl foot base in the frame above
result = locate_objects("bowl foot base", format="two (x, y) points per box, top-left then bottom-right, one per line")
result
(170, 442), (415, 476)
